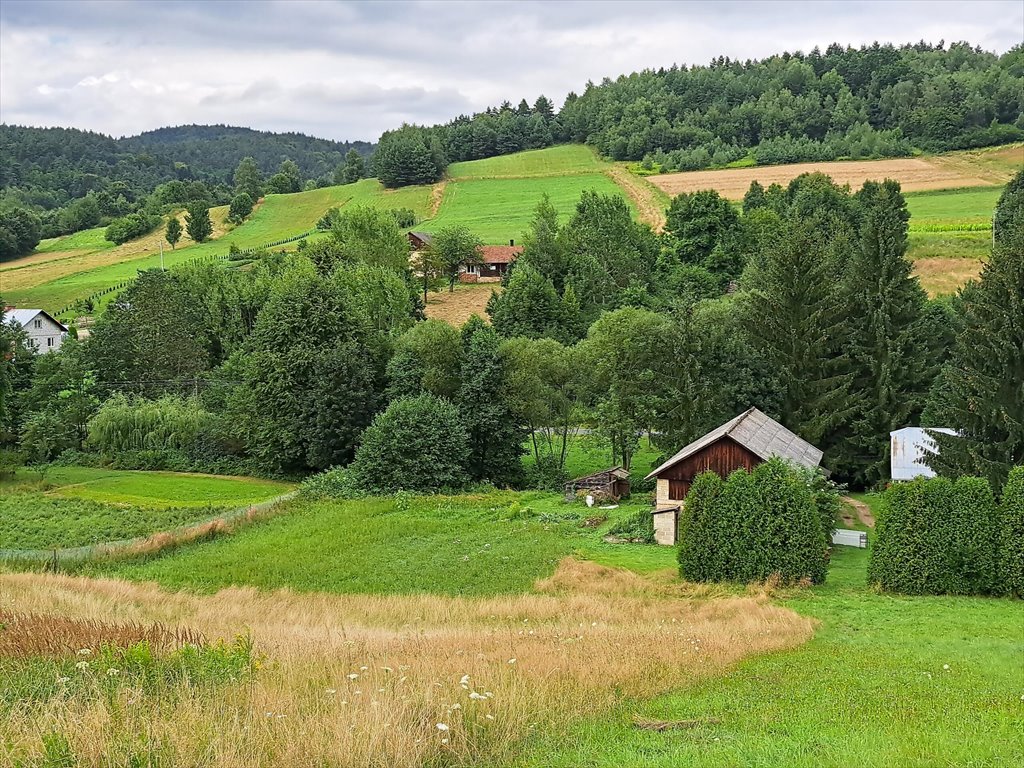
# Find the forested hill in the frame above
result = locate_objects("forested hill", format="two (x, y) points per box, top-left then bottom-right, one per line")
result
(375, 41), (1024, 186)
(0, 123), (373, 212)
(121, 125), (374, 183)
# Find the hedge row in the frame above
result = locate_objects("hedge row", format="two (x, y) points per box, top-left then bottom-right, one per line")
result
(868, 467), (1024, 597)
(678, 458), (829, 585)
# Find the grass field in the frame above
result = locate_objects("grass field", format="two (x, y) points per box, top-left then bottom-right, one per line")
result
(0, 468), (293, 550)
(905, 187), (1002, 231)
(448, 145), (608, 179)
(2, 181), (433, 312)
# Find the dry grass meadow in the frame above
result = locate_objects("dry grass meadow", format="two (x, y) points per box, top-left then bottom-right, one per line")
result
(0, 559), (814, 767)
(424, 283), (497, 326)
(649, 147), (1022, 201)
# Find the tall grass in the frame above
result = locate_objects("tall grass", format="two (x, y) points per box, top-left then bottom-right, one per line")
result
(0, 560), (813, 767)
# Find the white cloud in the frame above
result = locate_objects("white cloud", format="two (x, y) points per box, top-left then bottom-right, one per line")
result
(1, 0), (1020, 141)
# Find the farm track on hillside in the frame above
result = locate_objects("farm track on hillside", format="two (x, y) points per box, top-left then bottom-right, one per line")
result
(605, 165), (668, 231)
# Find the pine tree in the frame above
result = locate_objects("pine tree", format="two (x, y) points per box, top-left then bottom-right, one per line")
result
(518, 194), (568, 291)
(837, 180), (929, 485)
(744, 219), (853, 448)
(924, 215), (1024, 489)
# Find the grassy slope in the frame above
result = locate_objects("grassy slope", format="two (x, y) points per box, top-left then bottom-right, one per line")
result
(0, 468), (293, 550)
(421, 146), (636, 243)
(520, 546), (1024, 768)
(4, 181), (432, 310)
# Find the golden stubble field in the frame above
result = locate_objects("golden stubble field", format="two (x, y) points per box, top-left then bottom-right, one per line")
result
(0, 559), (814, 767)
(649, 145), (1022, 200)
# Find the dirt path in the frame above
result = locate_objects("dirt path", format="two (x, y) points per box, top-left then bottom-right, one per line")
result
(604, 165), (667, 231)
(429, 181), (447, 217)
(842, 496), (875, 528)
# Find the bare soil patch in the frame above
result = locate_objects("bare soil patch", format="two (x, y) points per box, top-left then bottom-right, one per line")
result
(650, 158), (996, 201)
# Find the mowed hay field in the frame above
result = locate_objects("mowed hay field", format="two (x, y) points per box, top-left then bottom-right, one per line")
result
(649, 143), (1022, 200)
(424, 283), (497, 326)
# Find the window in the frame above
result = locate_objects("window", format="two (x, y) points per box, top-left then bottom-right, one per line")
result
(34, 319), (42, 329)
(47, 337), (54, 347)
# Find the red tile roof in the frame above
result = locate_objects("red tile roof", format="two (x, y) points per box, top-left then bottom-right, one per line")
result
(480, 245), (523, 264)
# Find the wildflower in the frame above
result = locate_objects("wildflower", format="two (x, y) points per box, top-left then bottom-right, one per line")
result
(436, 723), (450, 731)
(75, 661), (89, 671)
(57, 676), (71, 684)
(485, 714), (494, 720)
(360, 666), (368, 671)
(441, 738), (450, 745)
(459, 674), (471, 686)
(347, 673), (359, 680)
(77, 648), (92, 656)
(265, 712), (274, 717)
(485, 691), (493, 698)
(943, 664), (950, 670)
(382, 666), (393, 673)
(326, 688), (337, 695)
(462, 555), (470, 561)
(470, 691), (485, 700)
(106, 668), (120, 677)
(508, 658), (517, 665)
(450, 703), (461, 710)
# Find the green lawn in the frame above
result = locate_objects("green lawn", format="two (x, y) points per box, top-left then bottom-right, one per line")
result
(34, 226), (115, 254)
(519, 545), (1024, 768)
(448, 145), (606, 179)
(0, 468), (293, 550)
(418, 174), (633, 244)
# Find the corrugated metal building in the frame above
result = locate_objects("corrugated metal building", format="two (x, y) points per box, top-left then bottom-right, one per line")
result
(890, 427), (957, 480)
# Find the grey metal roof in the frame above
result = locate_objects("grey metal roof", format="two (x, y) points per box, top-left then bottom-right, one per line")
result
(408, 231), (433, 243)
(645, 407), (823, 480)
(2, 309), (67, 332)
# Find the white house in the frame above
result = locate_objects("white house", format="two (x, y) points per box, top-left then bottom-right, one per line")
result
(2, 308), (68, 354)
(890, 427), (957, 480)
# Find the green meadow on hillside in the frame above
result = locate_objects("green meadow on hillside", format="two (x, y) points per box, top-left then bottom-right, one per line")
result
(0, 467), (293, 550)
(447, 145), (607, 179)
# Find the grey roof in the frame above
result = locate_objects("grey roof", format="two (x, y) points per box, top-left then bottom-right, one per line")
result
(408, 231), (433, 243)
(2, 309), (67, 331)
(645, 407), (823, 480)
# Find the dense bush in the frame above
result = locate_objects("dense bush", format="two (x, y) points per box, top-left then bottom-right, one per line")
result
(104, 211), (160, 244)
(1000, 467), (1024, 598)
(227, 192), (254, 223)
(869, 474), (1006, 595)
(86, 395), (217, 455)
(606, 509), (655, 544)
(390, 207), (417, 228)
(678, 458), (828, 585)
(348, 394), (469, 493)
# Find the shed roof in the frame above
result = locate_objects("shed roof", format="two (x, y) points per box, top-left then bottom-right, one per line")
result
(645, 407), (823, 480)
(408, 231), (433, 245)
(2, 309), (67, 332)
(571, 466), (630, 483)
(480, 245), (523, 264)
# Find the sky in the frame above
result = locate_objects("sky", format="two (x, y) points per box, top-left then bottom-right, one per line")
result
(1, 0), (1020, 143)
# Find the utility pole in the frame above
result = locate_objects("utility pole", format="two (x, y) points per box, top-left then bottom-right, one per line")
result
(160, 240), (165, 271)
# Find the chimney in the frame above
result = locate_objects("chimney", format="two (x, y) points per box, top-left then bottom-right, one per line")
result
(509, 239), (514, 247)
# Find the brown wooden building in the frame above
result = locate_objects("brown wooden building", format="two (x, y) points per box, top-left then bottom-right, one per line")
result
(459, 242), (523, 283)
(564, 466), (631, 502)
(646, 408), (823, 545)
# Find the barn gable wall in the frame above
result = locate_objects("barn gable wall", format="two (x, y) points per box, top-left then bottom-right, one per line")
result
(656, 436), (761, 501)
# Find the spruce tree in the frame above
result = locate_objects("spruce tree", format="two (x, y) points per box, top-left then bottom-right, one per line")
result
(744, 219), (853, 448)
(184, 202), (212, 243)
(164, 217), (182, 249)
(518, 194), (568, 291)
(924, 215), (1024, 489)
(837, 180), (929, 485)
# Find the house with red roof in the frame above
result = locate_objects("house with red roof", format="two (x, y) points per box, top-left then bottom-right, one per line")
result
(460, 240), (523, 283)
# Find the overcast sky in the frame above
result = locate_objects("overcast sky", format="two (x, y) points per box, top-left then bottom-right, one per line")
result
(1, 0), (1020, 142)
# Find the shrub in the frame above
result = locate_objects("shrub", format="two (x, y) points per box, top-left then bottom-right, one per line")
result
(87, 395), (216, 455)
(300, 466), (364, 500)
(678, 459), (827, 585)
(348, 394), (469, 493)
(104, 212), (160, 245)
(1000, 467), (1024, 597)
(390, 207), (417, 228)
(606, 510), (655, 544)
(525, 454), (568, 491)
(228, 192), (254, 223)
(869, 473), (1008, 596)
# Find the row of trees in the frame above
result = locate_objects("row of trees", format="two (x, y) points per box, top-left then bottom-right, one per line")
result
(374, 41), (1023, 186)
(2, 166), (1021, 497)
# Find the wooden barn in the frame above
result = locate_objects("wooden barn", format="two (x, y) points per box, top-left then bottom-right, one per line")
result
(564, 466), (631, 502)
(459, 242), (523, 283)
(646, 407), (823, 545)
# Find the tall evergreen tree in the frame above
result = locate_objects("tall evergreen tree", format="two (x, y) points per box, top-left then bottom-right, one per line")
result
(518, 194), (568, 291)
(744, 220), (853, 449)
(836, 180), (930, 485)
(164, 217), (182, 249)
(924, 215), (1024, 490)
(184, 202), (213, 243)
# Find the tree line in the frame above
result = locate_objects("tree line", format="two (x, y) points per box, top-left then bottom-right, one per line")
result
(375, 40), (1023, 186)
(1, 168), (1021, 496)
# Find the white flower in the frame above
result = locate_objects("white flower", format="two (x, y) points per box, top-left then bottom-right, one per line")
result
(508, 658), (516, 665)
(459, 674), (470, 686)
(441, 738), (450, 744)
(57, 676), (71, 683)
(470, 691), (485, 700)
(485, 691), (494, 698)
(436, 723), (450, 731)
(75, 661), (89, 671)
(106, 668), (120, 677)
(360, 666), (368, 671)
(77, 648), (92, 656)
(485, 714), (494, 720)
(382, 666), (393, 673)
(326, 688), (336, 695)
(450, 703), (461, 710)
(943, 664), (950, 670)
(265, 712), (274, 717)
(347, 673), (359, 680)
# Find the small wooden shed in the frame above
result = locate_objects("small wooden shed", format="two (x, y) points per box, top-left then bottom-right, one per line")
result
(564, 466), (631, 502)
(646, 408), (823, 545)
